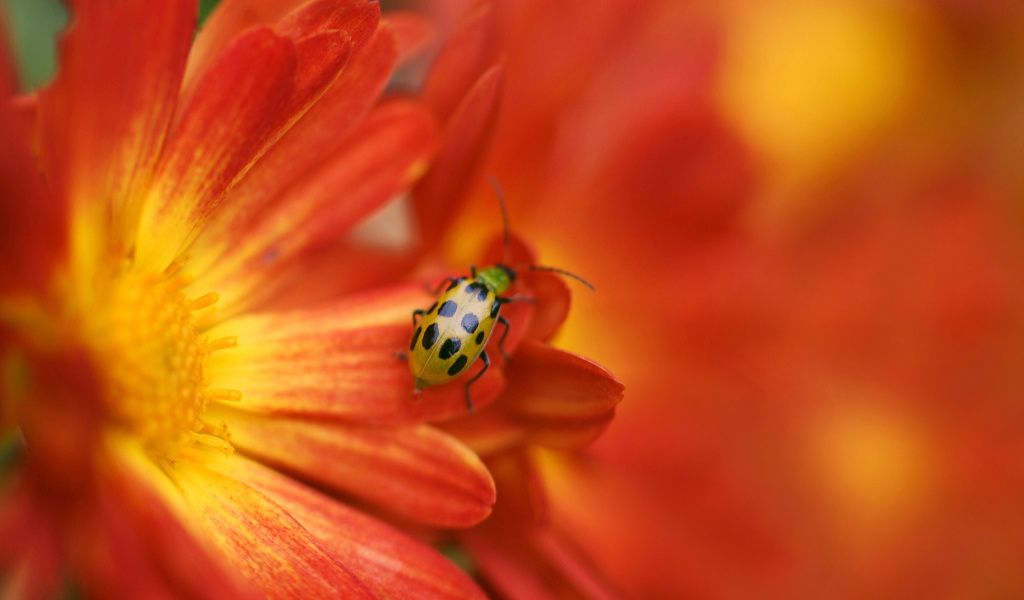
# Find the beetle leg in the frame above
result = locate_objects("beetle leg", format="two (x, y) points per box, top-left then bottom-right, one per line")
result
(465, 350), (490, 414)
(412, 309), (425, 326)
(496, 316), (511, 361)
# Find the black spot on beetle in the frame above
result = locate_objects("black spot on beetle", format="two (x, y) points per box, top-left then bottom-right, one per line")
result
(439, 337), (462, 359)
(466, 281), (489, 302)
(438, 300), (457, 317)
(462, 313), (479, 334)
(427, 301), (438, 314)
(447, 354), (469, 376)
(475, 331), (485, 345)
(422, 323), (439, 350)
(489, 300), (500, 319)
(410, 326), (422, 351)
(447, 277), (464, 291)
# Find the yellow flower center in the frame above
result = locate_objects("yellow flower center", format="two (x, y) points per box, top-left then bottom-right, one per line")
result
(83, 261), (239, 458)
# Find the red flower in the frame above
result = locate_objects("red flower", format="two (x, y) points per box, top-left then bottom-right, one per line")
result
(0, 1), (535, 597)
(411, 0), (1024, 598)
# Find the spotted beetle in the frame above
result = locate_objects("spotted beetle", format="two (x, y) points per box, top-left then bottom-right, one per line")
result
(402, 180), (593, 412)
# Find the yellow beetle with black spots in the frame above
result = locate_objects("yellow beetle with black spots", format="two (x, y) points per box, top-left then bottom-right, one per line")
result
(401, 180), (594, 412)
(406, 264), (517, 410)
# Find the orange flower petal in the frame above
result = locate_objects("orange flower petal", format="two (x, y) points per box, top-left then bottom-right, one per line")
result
(438, 411), (529, 457)
(209, 406), (495, 527)
(99, 445), (263, 600)
(205, 284), (503, 423)
(176, 457), (377, 599)
(192, 100), (437, 317)
(216, 455), (488, 599)
(188, 19), (396, 281)
(139, 3), (362, 271)
(36, 0), (193, 256)
(414, 64), (505, 250)
(502, 339), (624, 450)
(134, 27), (298, 272)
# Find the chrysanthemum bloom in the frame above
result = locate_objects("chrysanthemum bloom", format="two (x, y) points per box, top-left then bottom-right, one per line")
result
(0, 0), (540, 597)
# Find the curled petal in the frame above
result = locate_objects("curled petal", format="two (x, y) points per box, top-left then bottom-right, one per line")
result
(414, 64), (504, 249)
(502, 340), (624, 450)
(175, 455), (377, 599)
(185, 0), (377, 100)
(216, 455), (488, 599)
(210, 406), (495, 527)
(420, 3), (498, 122)
(204, 284), (503, 423)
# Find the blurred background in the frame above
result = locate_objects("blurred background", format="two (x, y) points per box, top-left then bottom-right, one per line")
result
(7, 0), (1024, 598)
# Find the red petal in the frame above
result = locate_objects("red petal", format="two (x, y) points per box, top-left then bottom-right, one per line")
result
(420, 4), (498, 122)
(185, 0), (378, 100)
(217, 455), (488, 599)
(187, 23), (397, 281)
(211, 407), (495, 527)
(0, 481), (62, 600)
(176, 456), (377, 599)
(0, 65), (63, 296)
(204, 283), (503, 423)
(502, 340), (624, 450)
(191, 100), (437, 317)
(100, 446), (263, 600)
(438, 411), (529, 457)
(384, 12), (436, 66)
(134, 27), (298, 272)
(140, 2), (365, 272)
(36, 0), (194, 253)
(414, 64), (504, 250)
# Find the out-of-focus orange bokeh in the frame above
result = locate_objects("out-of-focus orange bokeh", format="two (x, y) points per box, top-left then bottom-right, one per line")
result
(426, 0), (1024, 597)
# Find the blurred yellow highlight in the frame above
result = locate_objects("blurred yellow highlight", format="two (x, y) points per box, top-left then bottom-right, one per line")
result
(810, 396), (934, 540)
(719, 0), (931, 217)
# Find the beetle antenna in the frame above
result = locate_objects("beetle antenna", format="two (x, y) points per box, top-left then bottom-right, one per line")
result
(518, 264), (596, 291)
(488, 175), (512, 264)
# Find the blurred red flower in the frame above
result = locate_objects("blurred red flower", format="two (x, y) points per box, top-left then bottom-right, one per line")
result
(415, 0), (1024, 598)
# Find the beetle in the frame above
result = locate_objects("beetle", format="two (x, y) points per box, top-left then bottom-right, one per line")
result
(400, 180), (593, 412)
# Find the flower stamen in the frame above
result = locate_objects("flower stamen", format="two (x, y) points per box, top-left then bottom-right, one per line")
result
(187, 292), (220, 312)
(206, 336), (239, 352)
(205, 388), (243, 402)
